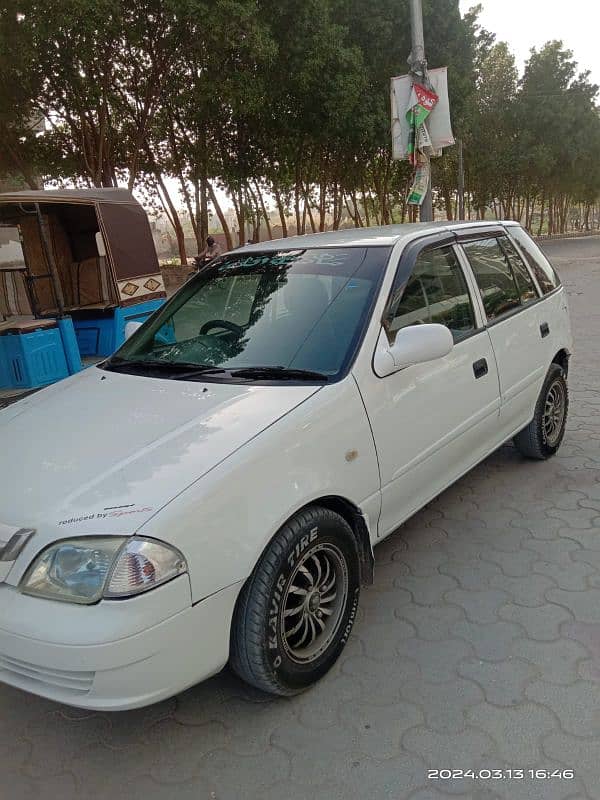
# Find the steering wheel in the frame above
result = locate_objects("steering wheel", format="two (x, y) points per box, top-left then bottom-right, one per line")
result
(199, 319), (244, 336)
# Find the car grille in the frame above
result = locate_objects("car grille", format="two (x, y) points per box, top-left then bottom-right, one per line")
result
(0, 652), (94, 694)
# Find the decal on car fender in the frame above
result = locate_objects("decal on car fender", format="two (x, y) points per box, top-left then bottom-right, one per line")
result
(57, 506), (153, 526)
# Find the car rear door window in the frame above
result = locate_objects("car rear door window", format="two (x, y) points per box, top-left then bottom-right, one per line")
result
(462, 237), (521, 321)
(388, 245), (475, 343)
(499, 235), (538, 303)
(507, 226), (561, 294)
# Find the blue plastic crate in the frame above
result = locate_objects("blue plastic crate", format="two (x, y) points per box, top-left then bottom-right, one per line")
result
(72, 299), (165, 357)
(0, 327), (70, 389)
(114, 299), (165, 350)
(73, 316), (115, 357)
(0, 340), (10, 388)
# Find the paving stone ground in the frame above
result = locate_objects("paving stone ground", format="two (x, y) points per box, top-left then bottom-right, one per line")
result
(1, 237), (599, 800)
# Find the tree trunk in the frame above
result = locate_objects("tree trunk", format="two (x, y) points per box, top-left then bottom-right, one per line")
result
(361, 183), (371, 227)
(302, 183), (317, 233)
(343, 194), (357, 226)
(443, 187), (454, 221)
(244, 187), (260, 243)
(199, 175), (209, 244)
(381, 151), (392, 225)
(159, 186), (186, 264)
(274, 188), (288, 237)
(208, 183), (233, 251)
(294, 171), (302, 235)
(332, 184), (344, 230)
(350, 191), (364, 227)
(253, 181), (273, 240)
(537, 194), (545, 236)
(231, 190), (245, 246)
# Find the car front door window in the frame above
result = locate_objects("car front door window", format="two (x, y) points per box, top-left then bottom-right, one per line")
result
(387, 245), (476, 343)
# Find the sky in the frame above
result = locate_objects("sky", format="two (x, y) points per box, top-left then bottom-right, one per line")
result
(459, 0), (600, 86)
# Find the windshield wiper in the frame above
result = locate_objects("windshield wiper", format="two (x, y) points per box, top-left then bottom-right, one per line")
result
(228, 366), (329, 382)
(102, 358), (226, 378)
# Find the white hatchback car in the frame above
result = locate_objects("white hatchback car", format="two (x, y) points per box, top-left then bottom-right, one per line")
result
(0, 222), (571, 709)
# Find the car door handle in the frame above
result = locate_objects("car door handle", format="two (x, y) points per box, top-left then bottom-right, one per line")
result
(473, 358), (488, 379)
(540, 322), (550, 338)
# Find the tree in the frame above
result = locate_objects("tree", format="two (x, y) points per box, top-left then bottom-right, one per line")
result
(1, 1), (598, 244)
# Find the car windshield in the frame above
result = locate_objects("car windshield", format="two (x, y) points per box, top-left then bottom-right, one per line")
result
(105, 247), (390, 382)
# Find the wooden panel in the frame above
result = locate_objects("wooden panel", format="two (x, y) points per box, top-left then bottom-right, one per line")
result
(19, 216), (56, 314)
(0, 270), (33, 317)
(49, 213), (75, 307)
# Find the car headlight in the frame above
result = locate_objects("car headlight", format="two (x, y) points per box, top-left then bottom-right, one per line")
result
(20, 536), (187, 605)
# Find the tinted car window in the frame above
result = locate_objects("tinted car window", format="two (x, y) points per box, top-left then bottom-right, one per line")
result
(110, 247), (390, 381)
(462, 238), (521, 320)
(508, 226), (561, 294)
(499, 235), (538, 303)
(388, 246), (475, 343)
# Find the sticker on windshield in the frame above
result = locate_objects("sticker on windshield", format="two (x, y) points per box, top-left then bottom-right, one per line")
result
(222, 253), (301, 270)
(221, 249), (355, 271)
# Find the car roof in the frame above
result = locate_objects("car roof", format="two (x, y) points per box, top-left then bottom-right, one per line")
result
(237, 221), (519, 252)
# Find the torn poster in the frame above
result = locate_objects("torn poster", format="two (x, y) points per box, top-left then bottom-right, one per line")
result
(406, 83), (438, 166)
(391, 67), (455, 161)
(407, 157), (432, 207)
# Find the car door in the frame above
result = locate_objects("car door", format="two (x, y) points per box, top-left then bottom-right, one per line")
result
(458, 230), (548, 439)
(353, 235), (501, 540)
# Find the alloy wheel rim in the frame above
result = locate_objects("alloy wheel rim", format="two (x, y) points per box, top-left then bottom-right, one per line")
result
(280, 543), (348, 664)
(543, 379), (566, 446)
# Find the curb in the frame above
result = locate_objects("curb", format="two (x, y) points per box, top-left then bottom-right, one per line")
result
(533, 231), (600, 242)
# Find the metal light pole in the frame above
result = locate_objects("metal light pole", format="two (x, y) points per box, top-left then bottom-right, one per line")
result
(408, 0), (433, 222)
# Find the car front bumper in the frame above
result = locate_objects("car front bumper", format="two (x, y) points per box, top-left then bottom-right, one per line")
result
(0, 577), (242, 710)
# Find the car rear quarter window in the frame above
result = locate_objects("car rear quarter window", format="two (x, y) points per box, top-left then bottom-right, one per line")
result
(462, 238), (521, 321)
(388, 245), (475, 343)
(507, 226), (561, 294)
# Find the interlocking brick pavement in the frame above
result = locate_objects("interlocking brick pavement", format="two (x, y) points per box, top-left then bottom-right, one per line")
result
(1, 237), (599, 799)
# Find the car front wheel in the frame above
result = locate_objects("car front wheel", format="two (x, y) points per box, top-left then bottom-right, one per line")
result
(513, 363), (569, 459)
(230, 506), (361, 695)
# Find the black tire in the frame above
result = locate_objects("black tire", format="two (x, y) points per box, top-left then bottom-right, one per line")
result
(230, 506), (361, 696)
(513, 363), (569, 460)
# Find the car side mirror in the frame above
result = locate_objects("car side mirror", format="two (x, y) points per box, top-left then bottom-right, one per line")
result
(374, 323), (454, 377)
(124, 320), (143, 340)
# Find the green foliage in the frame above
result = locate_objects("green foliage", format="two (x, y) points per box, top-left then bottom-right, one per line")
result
(0, 0), (599, 238)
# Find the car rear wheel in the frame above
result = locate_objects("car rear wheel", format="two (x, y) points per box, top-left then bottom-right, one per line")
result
(230, 506), (360, 696)
(513, 363), (569, 459)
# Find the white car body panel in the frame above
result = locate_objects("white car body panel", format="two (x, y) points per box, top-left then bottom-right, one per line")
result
(0, 221), (573, 709)
(138, 376), (382, 603)
(355, 327), (501, 537)
(491, 287), (572, 441)
(0, 367), (320, 578)
(0, 578), (241, 710)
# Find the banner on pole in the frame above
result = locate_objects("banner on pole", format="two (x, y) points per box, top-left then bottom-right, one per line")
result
(391, 66), (454, 161)
(406, 83), (438, 166)
(406, 157), (431, 206)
